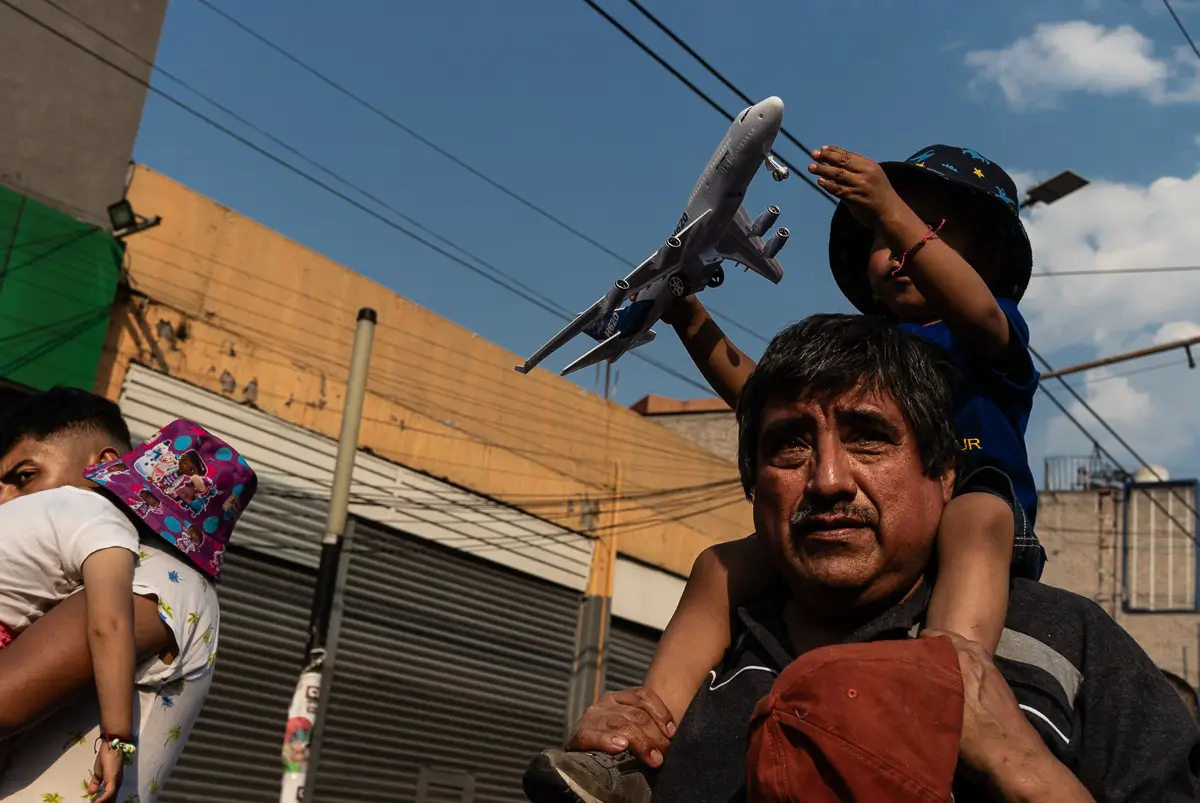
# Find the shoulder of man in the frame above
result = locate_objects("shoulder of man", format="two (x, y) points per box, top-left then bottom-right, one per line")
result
(132, 540), (220, 686)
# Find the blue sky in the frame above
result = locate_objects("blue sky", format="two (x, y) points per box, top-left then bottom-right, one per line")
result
(133, 0), (1200, 479)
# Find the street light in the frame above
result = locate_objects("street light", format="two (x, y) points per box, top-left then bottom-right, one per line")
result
(106, 198), (162, 239)
(1020, 170), (1090, 209)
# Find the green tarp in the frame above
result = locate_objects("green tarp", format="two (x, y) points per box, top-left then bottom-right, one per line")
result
(0, 185), (122, 391)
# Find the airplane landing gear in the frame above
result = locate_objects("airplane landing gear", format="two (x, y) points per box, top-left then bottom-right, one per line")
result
(667, 274), (692, 298)
(707, 266), (725, 288)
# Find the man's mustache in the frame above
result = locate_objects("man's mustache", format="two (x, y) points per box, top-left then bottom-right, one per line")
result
(790, 501), (879, 529)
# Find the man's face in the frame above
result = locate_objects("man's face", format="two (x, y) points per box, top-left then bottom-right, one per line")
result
(0, 434), (121, 503)
(752, 382), (953, 613)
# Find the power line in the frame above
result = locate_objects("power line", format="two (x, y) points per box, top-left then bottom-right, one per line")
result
(579, 0), (831, 208)
(1164, 0), (1200, 63)
(189, 0), (772, 346)
(1032, 347), (1199, 540)
(614, 0), (826, 196)
(1031, 264), (1200, 278)
(13, 0), (720, 398)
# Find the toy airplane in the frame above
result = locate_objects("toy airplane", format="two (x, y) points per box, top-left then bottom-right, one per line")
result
(515, 96), (790, 378)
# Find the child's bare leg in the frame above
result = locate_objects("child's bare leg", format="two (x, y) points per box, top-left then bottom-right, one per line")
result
(522, 537), (776, 803)
(925, 492), (1015, 658)
(642, 536), (774, 724)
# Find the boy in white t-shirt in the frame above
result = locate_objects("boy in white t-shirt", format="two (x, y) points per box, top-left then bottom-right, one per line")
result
(0, 400), (257, 801)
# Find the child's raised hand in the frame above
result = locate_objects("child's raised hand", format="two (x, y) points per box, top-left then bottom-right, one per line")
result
(808, 146), (903, 228)
(89, 742), (127, 802)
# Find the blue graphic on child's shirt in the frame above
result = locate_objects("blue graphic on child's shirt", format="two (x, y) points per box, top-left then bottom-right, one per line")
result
(168, 570), (181, 584)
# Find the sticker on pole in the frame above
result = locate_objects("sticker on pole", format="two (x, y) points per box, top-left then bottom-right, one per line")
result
(279, 670), (322, 802)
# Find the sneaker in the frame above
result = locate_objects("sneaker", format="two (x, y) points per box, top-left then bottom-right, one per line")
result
(522, 749), (653, 803)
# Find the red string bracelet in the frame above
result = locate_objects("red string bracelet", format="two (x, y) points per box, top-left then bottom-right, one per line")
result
(892, 219), (946, 275)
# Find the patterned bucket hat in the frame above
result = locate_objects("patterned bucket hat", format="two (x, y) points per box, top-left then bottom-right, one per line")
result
(83, 419), (257, 582)
(828, 144), (1033, 315)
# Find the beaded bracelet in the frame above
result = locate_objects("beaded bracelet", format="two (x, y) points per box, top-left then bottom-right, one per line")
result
(892, 218), (946, 275)
(97, 733), (138, 764)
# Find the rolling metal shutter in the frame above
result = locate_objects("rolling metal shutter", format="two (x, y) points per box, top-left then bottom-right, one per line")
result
(311, 520), (580, 803)
(605, 619), (660, 693)
(158, 547), (316, 803)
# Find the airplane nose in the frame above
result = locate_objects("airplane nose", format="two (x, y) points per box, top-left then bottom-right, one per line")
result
(754, 96), (784, 120)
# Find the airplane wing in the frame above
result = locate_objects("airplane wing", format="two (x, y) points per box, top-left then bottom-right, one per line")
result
(514, 298), (610, 374)
(717, 207), (784, 284)
(621, 208), (714, 293)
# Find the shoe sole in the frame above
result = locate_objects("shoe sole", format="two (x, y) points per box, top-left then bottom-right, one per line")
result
(521, 752), (606, 803)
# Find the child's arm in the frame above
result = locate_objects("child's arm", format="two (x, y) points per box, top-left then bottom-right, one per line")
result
(81, 547), (137, 740)
(925, 491), (1015, 657)
(641, 535), (777, 723)
(663, 296), (756, 410)
(808, 146), (1016, 366)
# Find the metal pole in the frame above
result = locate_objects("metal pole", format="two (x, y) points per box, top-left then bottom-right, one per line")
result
(1040, 335), (1200, 380)
(280, 307), (376, 803)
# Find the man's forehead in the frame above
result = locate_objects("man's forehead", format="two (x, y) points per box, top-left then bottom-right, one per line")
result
(762, 383), (904, 423)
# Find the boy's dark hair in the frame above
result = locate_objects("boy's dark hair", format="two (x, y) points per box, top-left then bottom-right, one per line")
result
(0, 386), (132, 458)
(736, 314), (960, 500)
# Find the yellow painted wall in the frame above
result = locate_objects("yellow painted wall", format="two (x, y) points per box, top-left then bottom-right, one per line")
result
(95, 165), (751, 577)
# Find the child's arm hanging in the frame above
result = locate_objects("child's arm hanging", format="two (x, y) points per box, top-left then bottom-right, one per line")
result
(664, 296), (757, 409)
(81, 547), (137, 739)
(81, 546), (138, 803)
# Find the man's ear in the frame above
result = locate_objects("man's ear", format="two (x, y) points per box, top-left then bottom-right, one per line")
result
(940, 468), (956, 505)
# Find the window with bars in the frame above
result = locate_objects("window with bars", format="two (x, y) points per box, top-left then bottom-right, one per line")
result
(1122, 480), (1200, 613)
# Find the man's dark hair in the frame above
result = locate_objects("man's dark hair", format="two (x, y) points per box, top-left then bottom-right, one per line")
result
(1161, 669), (1200, 721)
(0, 386), (132, 457)
(736, 314), (959, 499)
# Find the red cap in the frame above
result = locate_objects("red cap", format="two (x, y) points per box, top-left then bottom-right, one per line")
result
(746, 635), (963, 803)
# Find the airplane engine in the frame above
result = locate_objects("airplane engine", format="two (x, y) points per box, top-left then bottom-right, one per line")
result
(750, 206), (780, 238)
(598, 278), (630, 321)
(762, 227), (790, 259)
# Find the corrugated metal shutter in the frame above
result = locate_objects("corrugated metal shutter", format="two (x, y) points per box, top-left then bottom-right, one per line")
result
(311, 520), (579, 803)
(158, 547), (316, 803)
(605, 619), (660, 693)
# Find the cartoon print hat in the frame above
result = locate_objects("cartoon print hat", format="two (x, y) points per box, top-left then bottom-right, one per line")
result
(828, 144), (1033, 315)
(83, 419), (257, 582)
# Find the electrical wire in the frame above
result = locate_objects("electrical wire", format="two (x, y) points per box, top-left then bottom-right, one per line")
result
(578, 0), (830, 206)
(1164, 0), (1200, 63)
(1030, 265), (1200, 278)
(188, 0), (772, 345)
(1032, 349), (1199, 544)
(12, 0), (722, 398)
(614, 0), (827, 196)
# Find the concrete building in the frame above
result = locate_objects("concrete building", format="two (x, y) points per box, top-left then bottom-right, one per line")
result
(0, 0), (166, 397)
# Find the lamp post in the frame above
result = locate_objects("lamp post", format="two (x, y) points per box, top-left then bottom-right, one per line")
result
(1020, 170), (1090, 210)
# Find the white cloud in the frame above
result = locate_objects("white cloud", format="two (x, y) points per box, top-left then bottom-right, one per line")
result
(1021, 166), (1200, 475)
(965, 21), (1200, 109)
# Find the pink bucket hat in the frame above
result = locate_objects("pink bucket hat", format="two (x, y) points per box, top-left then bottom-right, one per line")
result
(83, 419), (257, 582)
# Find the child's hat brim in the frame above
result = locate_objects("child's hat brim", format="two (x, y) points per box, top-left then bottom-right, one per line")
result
(827, 158), (1033, 316)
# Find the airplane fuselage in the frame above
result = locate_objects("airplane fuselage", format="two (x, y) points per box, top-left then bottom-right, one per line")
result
(598, 97), (784, 346)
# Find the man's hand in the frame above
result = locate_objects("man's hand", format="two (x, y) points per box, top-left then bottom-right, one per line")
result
(568, 687), (677, 768)
(807, 146), (905, 229)
(923, 630), (1096, 802)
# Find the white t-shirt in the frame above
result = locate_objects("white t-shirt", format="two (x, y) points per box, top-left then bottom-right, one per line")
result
(0, 485), (140, 633)
(0, 539), (220, 801)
